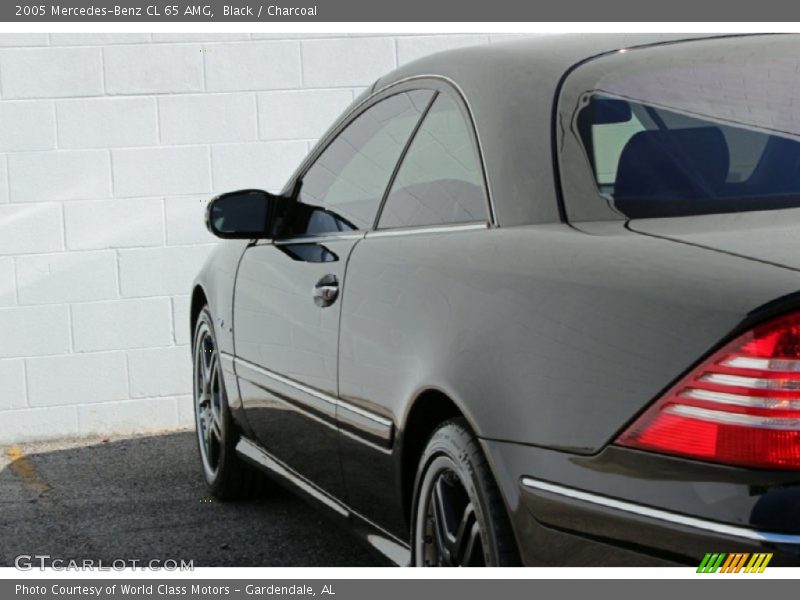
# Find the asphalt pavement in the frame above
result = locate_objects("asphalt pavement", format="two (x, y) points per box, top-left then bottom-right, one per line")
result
(0, 431), (381, 567)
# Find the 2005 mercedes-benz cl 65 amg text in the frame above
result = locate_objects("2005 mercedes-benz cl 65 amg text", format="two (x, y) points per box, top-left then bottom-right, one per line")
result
(191, 34), (800, 566)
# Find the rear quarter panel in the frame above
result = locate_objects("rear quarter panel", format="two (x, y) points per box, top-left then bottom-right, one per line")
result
(339, 223), (800, 453)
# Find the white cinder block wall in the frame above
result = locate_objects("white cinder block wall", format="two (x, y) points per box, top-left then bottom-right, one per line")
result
(0, 32), (524, 444)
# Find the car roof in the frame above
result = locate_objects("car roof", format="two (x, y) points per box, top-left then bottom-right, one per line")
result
(376, 33), (716, 91)
(372, 33), (754, 227)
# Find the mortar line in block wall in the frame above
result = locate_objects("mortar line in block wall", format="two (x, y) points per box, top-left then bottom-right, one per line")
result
(112, 246), (121, 300)
(0, 88), (365, 109)
(107, 148), (115, 197)
(169, 296), (177, 345)
(11, 251), (18, 305)
(0, 138), (312, 155)
(100, 46), (109, 96)
(59, 202), (66, 251)
(201, 44), (208, 92)
(21, 359), (29, 408)
(2, 241), (219, 259)
(298, 40), (305, 88)
(3, 344), (190, 363)
(0, 395), (194, 414)
(12, 294), (187, 308)
(66, 304), (74, 353)
(160, 196), (167, 245)
(154, 97), (162, 144)
(99, 48), (107, 95)
(51, 103), (59, 148)
(114, 248), (122, 297)
(123, 350), (133, 401)
(0, 84), (375, 103)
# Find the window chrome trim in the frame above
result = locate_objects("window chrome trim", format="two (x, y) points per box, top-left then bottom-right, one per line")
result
(370, 74), (497, 227)
(272, 232), (365, 245)
(371, 90), (439, 231)
(521, 477), (800, 545)
(367, 222), (489, 239)
(281, 74), (497, 228)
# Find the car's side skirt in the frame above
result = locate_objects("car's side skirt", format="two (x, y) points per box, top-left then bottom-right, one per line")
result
(235, 435), (410, 566)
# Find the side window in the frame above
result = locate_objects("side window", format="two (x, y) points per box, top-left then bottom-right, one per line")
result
(290, 90), (434, 236)
(377, 93), (487, 230)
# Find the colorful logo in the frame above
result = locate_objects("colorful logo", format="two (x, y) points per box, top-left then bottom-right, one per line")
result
(697, 553), (773, 573)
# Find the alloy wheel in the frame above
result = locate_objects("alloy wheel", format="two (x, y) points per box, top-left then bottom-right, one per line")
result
(418, 467), (485, 566)
(194, 322), (224, 481)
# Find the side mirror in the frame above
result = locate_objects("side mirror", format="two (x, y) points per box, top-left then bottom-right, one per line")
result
(205, 189), (291, 239)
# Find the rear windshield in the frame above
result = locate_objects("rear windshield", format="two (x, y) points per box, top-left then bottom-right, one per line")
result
(560, 36), (800, 220)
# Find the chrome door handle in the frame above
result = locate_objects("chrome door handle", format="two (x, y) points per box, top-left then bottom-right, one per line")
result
(313, 274), (339, 307)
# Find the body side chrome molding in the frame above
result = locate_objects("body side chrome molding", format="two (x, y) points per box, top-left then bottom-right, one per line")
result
(521, 477), (800, 545)
(219, 352), (236, 374)
(339, 424), (393, 456)
(230, 354), (394, 447)
(236, 436), (409, 565)
(232, 354), (336, 411)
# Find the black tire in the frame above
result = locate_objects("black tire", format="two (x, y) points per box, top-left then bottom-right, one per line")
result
(193, 306), (270, 500)
(410, 418), (520, 566)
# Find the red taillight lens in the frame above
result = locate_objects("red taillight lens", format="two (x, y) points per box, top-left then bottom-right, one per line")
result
(616, 311), (800, 469)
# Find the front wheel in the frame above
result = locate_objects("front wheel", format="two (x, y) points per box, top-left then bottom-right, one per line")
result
(410, 419), (520, 566)
(193, 306), (270, 499)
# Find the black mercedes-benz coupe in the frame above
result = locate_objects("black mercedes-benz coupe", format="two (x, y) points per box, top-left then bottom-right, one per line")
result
(190, 33), (800, 566)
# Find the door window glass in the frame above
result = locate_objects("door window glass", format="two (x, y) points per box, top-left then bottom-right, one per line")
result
(377, 93), (487, 229)
(289, 90), (434, 235)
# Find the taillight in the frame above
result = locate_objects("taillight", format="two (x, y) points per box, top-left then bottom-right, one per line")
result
(617, 311), (800, 470)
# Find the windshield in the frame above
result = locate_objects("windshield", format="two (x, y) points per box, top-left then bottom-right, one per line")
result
(559, 35), (800, 220)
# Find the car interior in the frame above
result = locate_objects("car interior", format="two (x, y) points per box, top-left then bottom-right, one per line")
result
(580, 95), (800, 219)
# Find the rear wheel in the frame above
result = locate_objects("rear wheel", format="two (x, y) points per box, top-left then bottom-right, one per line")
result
(193, 306), (269, 499)
(411, 419), (519, 566)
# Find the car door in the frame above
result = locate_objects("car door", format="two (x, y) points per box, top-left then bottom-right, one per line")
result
(337, 90), (492, 535)
(233, 89), (434, 498)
